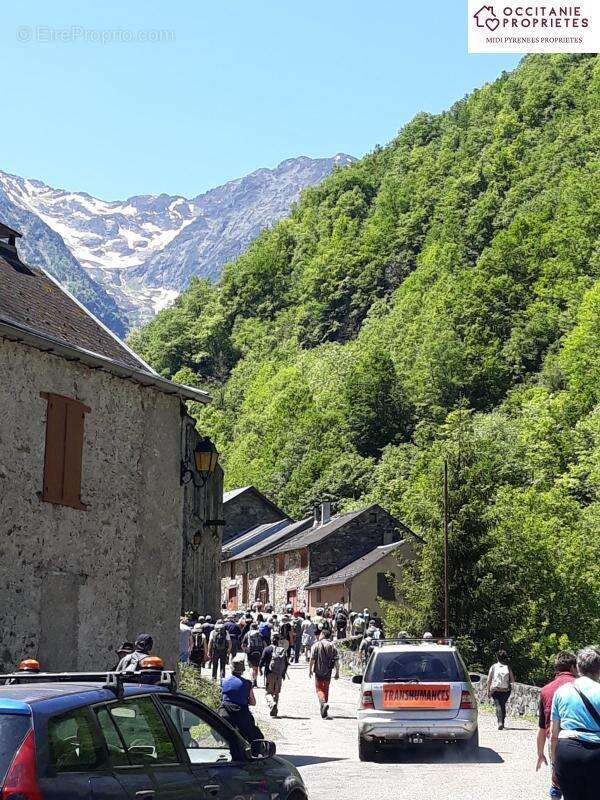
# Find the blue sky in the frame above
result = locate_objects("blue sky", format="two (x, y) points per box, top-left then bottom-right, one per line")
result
(1, 1), (520, 200)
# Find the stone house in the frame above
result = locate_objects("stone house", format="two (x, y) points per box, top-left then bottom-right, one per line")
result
(0, 223), (222, 672)
(221, 500), (419, 612)
(222, 485), (286, 544)
(305, 541), (414, 615)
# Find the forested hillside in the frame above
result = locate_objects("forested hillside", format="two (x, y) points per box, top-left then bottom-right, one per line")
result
(129, 54), (600, 681)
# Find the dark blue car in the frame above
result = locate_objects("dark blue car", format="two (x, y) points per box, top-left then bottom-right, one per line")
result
(0, 674), (307, 800)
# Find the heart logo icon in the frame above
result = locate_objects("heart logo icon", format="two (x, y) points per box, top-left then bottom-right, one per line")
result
(485, 17), (500, 31)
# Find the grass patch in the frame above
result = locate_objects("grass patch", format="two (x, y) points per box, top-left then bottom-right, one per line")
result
(178, 664), (221, 710)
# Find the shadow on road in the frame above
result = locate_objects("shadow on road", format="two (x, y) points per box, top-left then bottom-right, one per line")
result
(276, 715), (311, 720)
(375, 746), (504, 765)
(282, 754), (348, 767)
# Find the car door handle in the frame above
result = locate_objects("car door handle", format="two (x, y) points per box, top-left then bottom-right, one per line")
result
(203, 786), (220, 797)
(135, 793), (155, 799)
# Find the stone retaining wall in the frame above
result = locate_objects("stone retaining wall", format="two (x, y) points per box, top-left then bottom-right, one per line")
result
(472, 674), (541, 718)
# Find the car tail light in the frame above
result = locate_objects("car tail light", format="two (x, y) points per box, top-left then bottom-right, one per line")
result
(360, 690), (375, 710)
(460, 690), (475, 709)
(1, 728), (43, 800)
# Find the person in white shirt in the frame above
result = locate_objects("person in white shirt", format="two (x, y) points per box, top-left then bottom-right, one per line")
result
(487, 650), (515, 730)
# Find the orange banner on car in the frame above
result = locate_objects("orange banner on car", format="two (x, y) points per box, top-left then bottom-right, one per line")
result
(382, 683), (452, 709)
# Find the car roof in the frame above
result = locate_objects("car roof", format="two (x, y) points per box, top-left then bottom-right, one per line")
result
(0, 682), (168, 710)
(374, 644), (456, 654)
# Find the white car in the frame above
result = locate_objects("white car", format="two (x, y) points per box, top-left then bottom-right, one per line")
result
(353, 639), (480, 761)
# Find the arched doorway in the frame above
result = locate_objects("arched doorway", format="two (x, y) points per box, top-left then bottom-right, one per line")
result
(255, 577), (269, 606)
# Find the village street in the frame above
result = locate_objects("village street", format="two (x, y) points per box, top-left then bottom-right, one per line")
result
(252, 662), (549, 800)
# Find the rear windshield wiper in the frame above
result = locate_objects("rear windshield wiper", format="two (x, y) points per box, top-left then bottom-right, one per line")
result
(382, 677), (420, 683)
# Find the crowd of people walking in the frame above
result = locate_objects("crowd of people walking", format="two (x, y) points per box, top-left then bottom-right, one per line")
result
(176, 605), (599, 800)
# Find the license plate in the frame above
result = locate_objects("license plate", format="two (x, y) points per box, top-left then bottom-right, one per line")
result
(382, 683), (452, 709)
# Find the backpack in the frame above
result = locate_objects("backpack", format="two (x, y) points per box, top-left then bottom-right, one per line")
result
(246, 632), (263, 654)
(214, 628), (228, 653)
(189, 633), (205, 663)
(270, 646), (287, 677)
(336, 612), (347, 628)
(321, 618), (331, 633)
(353, 617), (365, 634)
(491, 663), (511, 691)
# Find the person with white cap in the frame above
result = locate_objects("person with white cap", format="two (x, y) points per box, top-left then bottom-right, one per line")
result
(219, 654), (263, 742)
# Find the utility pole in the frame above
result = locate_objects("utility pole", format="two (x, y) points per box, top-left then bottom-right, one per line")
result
(443, 459), (449, 638)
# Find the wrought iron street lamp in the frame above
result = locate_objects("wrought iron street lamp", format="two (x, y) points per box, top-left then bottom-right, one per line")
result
(181, 438), (220, 487)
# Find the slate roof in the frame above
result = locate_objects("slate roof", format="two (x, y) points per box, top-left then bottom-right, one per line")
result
(0, 232), (210, 403)
(263, 507), (368, 556)
(0, 252), (148, 371)
(306, 542), (407, 589)
(223, 517), (313, 562)
(223, 487), (252, 504)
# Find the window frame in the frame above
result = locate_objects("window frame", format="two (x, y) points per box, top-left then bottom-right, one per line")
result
(45, 705), (108, 775)
(156, 695), (246, 766)
(92, 695), (182, 770)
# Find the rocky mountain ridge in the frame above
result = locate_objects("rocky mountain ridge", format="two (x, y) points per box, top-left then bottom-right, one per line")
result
(0, 154), (355, 331)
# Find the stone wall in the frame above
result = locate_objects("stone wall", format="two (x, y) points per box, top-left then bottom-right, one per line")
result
(181, 415), (223, 619)
(222, 489), (285, 544)
(472, 674), (541, 718)
(0, 338), (196, 671)
(309, 505), (401, 584)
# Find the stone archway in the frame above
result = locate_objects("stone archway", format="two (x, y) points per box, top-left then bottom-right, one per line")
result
(255, 577), (269, 606)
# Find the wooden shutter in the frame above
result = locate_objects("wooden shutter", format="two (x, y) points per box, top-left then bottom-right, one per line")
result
(277, 553), (285, 574)
(242, 573), (248, 604)
(299, 548), (308, 569)
(41, 393), (90, 510)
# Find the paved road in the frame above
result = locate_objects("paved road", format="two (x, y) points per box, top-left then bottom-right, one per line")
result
(252, 661), (548, 800)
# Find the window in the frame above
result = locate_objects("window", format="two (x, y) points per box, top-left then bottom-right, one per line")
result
(315, 588), (322, 603)
(299, 549), (308, 569)
(377, 572), (396, 601)
(229, 561), (236, 580)
(242, 573), (248, 604)
(48, 708), (104, 772)
(277, 553), (285, 574)
(41, 392), (90, 510)
(161, 700), (232, 765)
(365, 651), (463, 684)
(95, 698), (178, 766)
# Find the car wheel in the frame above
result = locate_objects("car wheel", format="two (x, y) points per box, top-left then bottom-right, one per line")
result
(457, 728), (479, 757)
(358, 735), (377, 762)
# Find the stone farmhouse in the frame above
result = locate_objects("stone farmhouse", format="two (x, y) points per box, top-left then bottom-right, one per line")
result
(221, 496), (420, 613)
(0, 223), (223, 672)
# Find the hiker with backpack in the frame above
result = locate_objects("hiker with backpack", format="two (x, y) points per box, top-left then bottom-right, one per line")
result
(550, 646), (600, 800)
(279, 615), (294, 653)
(487, 650), (515, 729)
(242, 622), (265, 687)
(309, 629), (340, 718)
(260, 632), (288, 717)
(334, 608), (348, 640)
(301, 615), (316, 662)
(189, 623), (207, 672)
(224, 614), (242, 660)
(208, 621), (231, 681)
(292, 613), (304, 663)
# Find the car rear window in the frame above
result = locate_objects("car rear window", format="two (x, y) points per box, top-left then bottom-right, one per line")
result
(365, 650), (464, 683)
(0, 714), (31, 783)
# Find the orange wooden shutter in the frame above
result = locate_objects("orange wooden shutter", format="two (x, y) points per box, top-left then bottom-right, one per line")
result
(41, 393), (90, 510)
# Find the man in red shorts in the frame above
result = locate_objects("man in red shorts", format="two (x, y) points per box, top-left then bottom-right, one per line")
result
(309, 629), (340, 718)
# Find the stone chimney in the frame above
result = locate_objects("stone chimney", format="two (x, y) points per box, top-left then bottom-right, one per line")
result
(321, 500), (331, 526)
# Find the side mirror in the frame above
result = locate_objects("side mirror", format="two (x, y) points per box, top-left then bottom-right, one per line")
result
(250, 739), (276, 759)
(469, 673), (481, 684)
(352, 675), (363, 684)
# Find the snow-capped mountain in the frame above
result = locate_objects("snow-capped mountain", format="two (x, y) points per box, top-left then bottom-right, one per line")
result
(0, 154), (354, 331)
